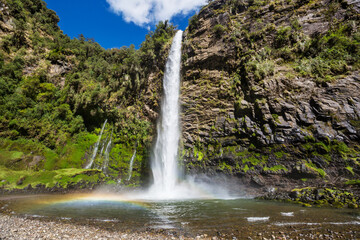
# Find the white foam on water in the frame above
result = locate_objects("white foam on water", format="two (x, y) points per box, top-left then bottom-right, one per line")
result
(247, 217), (270, 222)
(273, 221), (360, 226)
(281, 212), (294, 217)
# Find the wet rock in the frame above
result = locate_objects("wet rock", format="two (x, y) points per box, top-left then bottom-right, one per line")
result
(16, 176), (26, 186)
(251, 175), (266, 187)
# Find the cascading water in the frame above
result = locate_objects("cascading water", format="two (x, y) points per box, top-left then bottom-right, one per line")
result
(100, 136), (109, 156)
(127, 148), (137, 181)
(102, 130), (113, 174)
(85, 119), (107, 169)
(130, 30), (231, 200)
(148, 30), (183, 197)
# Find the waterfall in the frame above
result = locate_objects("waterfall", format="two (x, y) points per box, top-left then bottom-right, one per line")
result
(85, 119), (107, 169)
(100, 136), (109, 156)
(125, 30), (232, 200)
(102, 130), (113, 173)
(127, 148), (137, 181)
(149, 30), (183, 196)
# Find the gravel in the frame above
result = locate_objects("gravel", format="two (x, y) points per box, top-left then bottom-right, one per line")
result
(0, 214), (174, 240)
(1, 213), (359, 239)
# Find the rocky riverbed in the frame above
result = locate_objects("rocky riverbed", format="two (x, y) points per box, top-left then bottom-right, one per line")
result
(0, 214), (172, 240)
(0, 212), (359, 240)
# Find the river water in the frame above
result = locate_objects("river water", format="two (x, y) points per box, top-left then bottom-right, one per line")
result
(1, 193), (359, 238)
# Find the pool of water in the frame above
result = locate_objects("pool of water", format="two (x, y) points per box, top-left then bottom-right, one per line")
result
(1, 193), (360, 237)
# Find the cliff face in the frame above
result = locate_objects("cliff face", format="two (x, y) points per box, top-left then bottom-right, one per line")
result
(181, 0), (360, 193)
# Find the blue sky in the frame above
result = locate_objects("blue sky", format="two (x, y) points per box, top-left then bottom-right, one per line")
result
(43, 0), (206, 49)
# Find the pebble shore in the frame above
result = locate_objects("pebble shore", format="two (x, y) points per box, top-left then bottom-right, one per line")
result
(1, 213), (359, 239)
(0, 214), (173, 240)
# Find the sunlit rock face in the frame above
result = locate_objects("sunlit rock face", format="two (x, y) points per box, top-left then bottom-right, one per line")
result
(180, 0), (360, 194)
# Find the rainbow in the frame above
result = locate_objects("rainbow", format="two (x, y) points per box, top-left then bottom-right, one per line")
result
(31, 193), (151, 210)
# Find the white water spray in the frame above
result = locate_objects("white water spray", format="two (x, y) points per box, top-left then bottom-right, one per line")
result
(86, 119), (108, 169)
(124, 30), (233, 200)
(148, 30), (183, 197)
(127, 148), (137, 181)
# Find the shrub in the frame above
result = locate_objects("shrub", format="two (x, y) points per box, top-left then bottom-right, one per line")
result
(246, 57), (275, 81)
(188, 14), (199, 33)
(274, 26), (292, 48)
(213, 24), (226, 38)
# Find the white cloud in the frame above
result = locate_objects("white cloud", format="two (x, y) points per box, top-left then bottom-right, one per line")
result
(106, 0), (207, 27)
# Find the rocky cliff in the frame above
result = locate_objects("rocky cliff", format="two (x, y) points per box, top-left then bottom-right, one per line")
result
(181, 0), (360, 195)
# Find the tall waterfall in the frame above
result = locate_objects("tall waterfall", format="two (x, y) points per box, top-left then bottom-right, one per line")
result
(85, 119), (107, 169)
(149, 30), (183, 197)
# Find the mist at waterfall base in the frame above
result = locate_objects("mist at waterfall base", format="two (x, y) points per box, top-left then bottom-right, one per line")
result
(124, 30), (236, 200)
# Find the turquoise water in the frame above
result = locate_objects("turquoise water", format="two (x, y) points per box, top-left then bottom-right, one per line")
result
(2, 194), (360, 237)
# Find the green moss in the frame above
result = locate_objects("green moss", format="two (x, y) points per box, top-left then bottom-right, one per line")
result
(346, 166), (355, 176)
(272, 114), (280, 123)
(242, 155), (263, 166)
(106, 180), (117, 185)
(350, 120), (360, 130)
(331, 140), (351, 157)
(242, 164), (250, 173)
(0, 150), (24, 166)
(263, 165), (288, 172)
(0, 166), (104, 190)
(291, 186), (314, 192)
(274, 151), (285, 158)
(56, 132), (98, 169)
(314, 142), (330, 153)
(193, 147), (205, 161)
(345, 179), (360, 185)
(219, 161), (232, 172)
(43, 150), (58, 170)
(301, 203), (312, 207)
(304, 162), (326, 178)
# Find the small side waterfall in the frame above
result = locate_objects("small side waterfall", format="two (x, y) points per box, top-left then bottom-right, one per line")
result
(100, 136), (109, 156)
(127, 148), (137, 181)
(85, 119), (107, 169)
(148, 31), (183, 197)
(102, 130), (113, 174)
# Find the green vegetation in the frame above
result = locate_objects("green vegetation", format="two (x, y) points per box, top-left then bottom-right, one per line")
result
(0, 0), (178, 189)
(213, 24), (226, 38)
(263, 165), (288, 172)
(346, 166), (354, 175)
(293, 22), (360, 82)
(304, 161), (326, 178)
(286, 187), (359, 209)
(0, 166), (104, 190)
(345, 179), (360, 185)
(188, 14), (199, 34)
